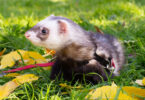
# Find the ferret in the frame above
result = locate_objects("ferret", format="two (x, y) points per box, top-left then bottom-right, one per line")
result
(25, 15), (125, 84)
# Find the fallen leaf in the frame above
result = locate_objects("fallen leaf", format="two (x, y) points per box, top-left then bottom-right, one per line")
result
(50, 95), (61, 100)
(59, 83), (82, 89)
(0, 50), (47, 69)
(59, 83), (83, 95)
(22, 51), (47, 64)
(12, 74), (39, 85)
(0, 48), (6, 56)
(46, 48), (56, 55)
(123, 86), (145, 98)
(135, 80), (143, 86)
(143, 78), (145, 85)
(43, 48), (56, 58)
(59, 83), (72, 89)
(42, 66), (52, 70)
(85, 83), (140, 100)
(0, 81), (18, 100)
(135, 77), (145, 86)
(4, 73), (20, 77)
(0, 74), (38, 99)
(94, 26), (104, 34)
(0, 50), (25, 68)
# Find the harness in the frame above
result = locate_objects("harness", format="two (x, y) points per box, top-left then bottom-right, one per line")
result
(93, 52), (115, 71)
(89, 33), (116, 71)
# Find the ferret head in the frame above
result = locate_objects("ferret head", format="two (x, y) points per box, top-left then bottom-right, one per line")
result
(25, 15), (87, 51)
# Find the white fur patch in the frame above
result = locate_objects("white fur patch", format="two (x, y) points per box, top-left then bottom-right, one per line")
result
(28, 18), (71, 51)
(28, 16), (92, 51)
(88, 59), (97, 65)
(26, 31), (44, 47)
(96, 47), (109, 58)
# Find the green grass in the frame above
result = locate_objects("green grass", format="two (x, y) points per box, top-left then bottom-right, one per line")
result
(0, 0), (145, 99)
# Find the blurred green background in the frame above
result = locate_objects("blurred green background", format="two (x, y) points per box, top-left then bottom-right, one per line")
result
(0, 0), (144, 51)
(0, 0), (145, 99)
(0, 0), (145, 78)
(0, 0), (145, 82)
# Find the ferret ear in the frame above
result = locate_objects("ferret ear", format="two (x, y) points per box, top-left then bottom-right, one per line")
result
(47, 14), (55, 19)
(58, 20), (67, 34)
(50, 14), (55, 17)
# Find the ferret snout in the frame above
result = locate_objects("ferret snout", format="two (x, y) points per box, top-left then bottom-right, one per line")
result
(25, 32), (31, 38)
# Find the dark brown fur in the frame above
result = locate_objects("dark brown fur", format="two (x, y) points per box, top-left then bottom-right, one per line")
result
(57, 43), (94, 61)
(50, 42), (112, 84)
(50, 31), (124, 84)
(26, 16), (124, 84)
(50, 57), (111, 84)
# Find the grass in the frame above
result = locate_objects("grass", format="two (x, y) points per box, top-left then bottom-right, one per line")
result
(0, 0), (145, 99)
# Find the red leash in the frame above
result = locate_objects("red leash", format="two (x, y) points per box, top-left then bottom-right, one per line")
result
(2, 59), (115, 73)
(3, 62), (54, 73)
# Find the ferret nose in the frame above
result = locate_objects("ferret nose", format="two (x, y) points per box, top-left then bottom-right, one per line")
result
(25, 32), (30, 38)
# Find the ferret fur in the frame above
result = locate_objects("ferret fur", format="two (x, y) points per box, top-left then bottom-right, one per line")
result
(25, 15), (125, 84)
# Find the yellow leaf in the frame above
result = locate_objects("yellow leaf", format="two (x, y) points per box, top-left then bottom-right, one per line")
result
(59, 83), (72, 89)
(50, 95), (61, 100)
(0, 50), (47, 69)
(123, 86), (145, 98)
(59, 83), (82, 89)
(0, 48), (6, 56)
(0, 50), (25, 68)
(0, 74), (38, 100)
(12, 74), (39, 85)
(42, 67), (52, 70)
(135, 77), (145, 86)
(85, 83), (139, 100)
(46, 48), (56, 55)
(142, 78), (145, 86)
(22, 51), (47, 64)
(0, 81), (18, 100)
(4, 73), (20, 77)
(111, 81), (117, 87)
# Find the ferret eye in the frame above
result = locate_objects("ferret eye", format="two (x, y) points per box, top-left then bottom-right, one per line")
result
(41, 29), (47, 35)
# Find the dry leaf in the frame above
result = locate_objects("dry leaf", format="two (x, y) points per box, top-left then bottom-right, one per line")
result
(0, 50), (47, 69)
(22, 51), (47, 64)
(59, 83), (82, 89)
(123, 86), (145, 98)
(0, 50), (25, 68)
(0, 48), (6, 56)
(44, 48), (56, 58)
(135, 80), (143, 86)
(0, 74), (38, 99)
(59, 83), (72, 89)
(42, 66), (52, 70)
(135, 77), (145, 86)
(85, 83), (139, 100)
(143, 78), (145, 85)
(12, 74), (39, 85)
(94, 26), (104, 34)
(46, 48), (56, 55)
(4, 73), (20, 77)
(0, 81), (18, 100)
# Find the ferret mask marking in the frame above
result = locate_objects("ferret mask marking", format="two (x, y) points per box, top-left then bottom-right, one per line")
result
(36, 27), (49, 41)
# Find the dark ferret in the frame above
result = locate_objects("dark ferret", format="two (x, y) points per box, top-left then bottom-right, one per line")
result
(25, 15), (125, 84)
